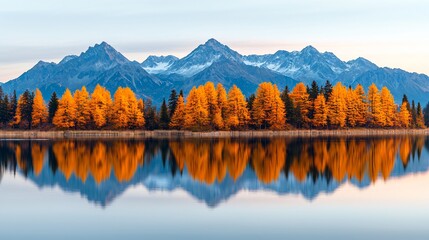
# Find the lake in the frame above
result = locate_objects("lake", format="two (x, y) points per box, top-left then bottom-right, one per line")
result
(1, 136), (429, 239)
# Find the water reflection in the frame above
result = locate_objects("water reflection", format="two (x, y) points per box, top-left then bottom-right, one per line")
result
(0, 137), (428, 207)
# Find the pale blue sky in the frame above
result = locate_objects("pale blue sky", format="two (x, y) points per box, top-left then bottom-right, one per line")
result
(1, 0), (429, 82)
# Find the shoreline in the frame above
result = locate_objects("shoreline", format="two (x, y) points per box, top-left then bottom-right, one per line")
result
(0, 129), (428, 139)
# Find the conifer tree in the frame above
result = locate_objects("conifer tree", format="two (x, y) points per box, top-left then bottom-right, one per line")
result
(53, 89), (77, 129)
(48, 92), (59, 124)
(159, 99), (170, 129)
(13, 90), (34, 129)
(280, 86), (295, 126)
(226, 85), (250, 129)
(398, 102), (410, 128)
(313, 94), (328, 128)
(31, 89), (48, 128)
(268, 84), (286, 130)
(168, 89), (178, 117)
(367, 84), (384, 127)
(144, 99), (158, 130)
(169, 95), (186, 129)
(327, 82), (347, 128)
(354, 84), (368, 126)
(380, 87), (396, 127)
(323, 80), (333, 101)
(309, 80), (319, 101)
(0, 87), (8, 124)
(74, 86), (91, 129)
(90, 85), (112, 128)
(416, 102), (425, 128)
(9, 91), (17, 124)
(289, 82), (311, 127)
(204, 82), (221, 129)
(424, 102), (429, 127)
(411, 100), (417, 127)
(216, 83), (228, 125)
(252, 82), (285, 129)
(184, 86), (209, 130)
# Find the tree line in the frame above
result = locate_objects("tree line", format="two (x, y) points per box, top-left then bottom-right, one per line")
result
(0, 80), (428, 130)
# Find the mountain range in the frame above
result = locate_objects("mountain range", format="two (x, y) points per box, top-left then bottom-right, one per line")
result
(2, 38), (429, 105)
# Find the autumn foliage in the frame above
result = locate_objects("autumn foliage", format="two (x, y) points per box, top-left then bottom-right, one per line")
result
(1, 80), (428, 130)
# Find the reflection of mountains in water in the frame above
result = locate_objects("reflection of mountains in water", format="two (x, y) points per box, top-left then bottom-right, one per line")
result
(0, 137), (428, 207)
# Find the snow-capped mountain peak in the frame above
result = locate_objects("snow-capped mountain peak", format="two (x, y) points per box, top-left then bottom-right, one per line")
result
(141, 55), (178, 74)
(165, 38), (243, 77)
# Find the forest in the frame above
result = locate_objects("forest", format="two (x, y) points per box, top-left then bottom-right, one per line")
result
(0, 80), (428, 131)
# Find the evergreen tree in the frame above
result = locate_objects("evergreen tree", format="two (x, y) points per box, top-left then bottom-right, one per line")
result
(309, 80), (319, 101)
(9, 90), (17, 123)
(416, 102), (425, 128)
(159, 99), (170, 129)
(280, 86), (295, 126)
(144, 99), (158, 130)
(0, 87), (8, 124)
(168, 89), (178, 117)
(411, 100), (417, 127)
(48, 92), (59, 124)
(0, 95), (9, 125)
(13, 90), (34, 129)
(323, 80), (333, 101)
(424, 102), (429, 127)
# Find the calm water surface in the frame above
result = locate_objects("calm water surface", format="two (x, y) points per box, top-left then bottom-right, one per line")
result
(1, 136), (429, 240)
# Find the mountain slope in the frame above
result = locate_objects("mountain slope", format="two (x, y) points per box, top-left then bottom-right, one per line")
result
(2, 42), (163, 102)
(2, 39), (429, 105)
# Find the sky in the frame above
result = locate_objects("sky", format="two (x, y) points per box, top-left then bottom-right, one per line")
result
(1, 0), (429, 82)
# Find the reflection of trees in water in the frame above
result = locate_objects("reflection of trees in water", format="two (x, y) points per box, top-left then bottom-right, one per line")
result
(0, 136), (427, 185)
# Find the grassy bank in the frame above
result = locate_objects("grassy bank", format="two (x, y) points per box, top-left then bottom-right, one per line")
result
(0, 129), (428, 139)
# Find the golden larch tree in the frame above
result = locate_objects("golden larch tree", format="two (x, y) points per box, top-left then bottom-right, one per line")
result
(184, 86), (209, 130)
(226, 85), (250, 129)
(398, 102), (410, 128)
(313, 93), (327, 127)
(90, 85), (112, 128)
(217, 83), (228, 123)
(204, 82), (223, 129)
(327, 82), (347, 128)
(252, 82), (274, 129)
(345, 87), (358, 127)
(53, 89), (77, 129)
(74, 86), (91, 129)
(31, 89), (48, 128)
(252, 82), (285, 129)
(289, 82), (311, 126)
(169, 95), (186, 129)
(380, 87), (396, 127)
(354, 84), (368, 126)
(367, 84), (385, 127)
